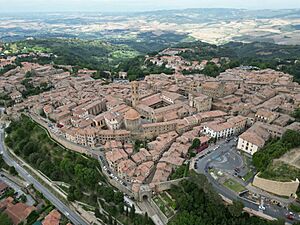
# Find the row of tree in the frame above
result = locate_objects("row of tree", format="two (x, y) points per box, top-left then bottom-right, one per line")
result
(5, 115), (103, 204)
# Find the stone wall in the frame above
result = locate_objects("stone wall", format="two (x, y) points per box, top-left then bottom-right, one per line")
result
(152, 178), (187, 193)
(252, 174), (299, 197)
(28, 113), (98, 158)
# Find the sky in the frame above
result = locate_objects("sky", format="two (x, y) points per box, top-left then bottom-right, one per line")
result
(1, 0), (300, 12)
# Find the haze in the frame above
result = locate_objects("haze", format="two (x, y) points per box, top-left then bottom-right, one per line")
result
(1, 0), (300, 12)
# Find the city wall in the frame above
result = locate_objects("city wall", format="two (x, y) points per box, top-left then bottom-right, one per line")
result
(152, 178), (187, 193)
(252, 174), (299, 197)
(28, 113), (98, 158)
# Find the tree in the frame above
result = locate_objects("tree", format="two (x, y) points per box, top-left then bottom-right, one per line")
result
(202, 62), (220, 77)
(0, 155), (9, 170)
(191, 138), (201, 149)
(102, 187), (114, 202)
(144, 212), (149, 224)
(9, 166), (18, 176)
(0, 212), (13, 225)
(282, 129), (300, 149)
(113, 192), (124, 204)
(108, 215), (113, 225)
(228, 200), (244, 217)
(129, 204), (136, 219)
(19, 194), (27, 203)
(95, 208), (101, 218)
(292, 108), (300, 121)
(68, 186), (76, 201)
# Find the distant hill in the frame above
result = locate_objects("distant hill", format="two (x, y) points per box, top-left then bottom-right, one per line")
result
(120, 40), (300, 82)
(2, 38), (300, 82)
(1, 9), (300, 45)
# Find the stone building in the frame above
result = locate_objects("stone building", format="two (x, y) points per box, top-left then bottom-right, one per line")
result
(124, 108), (141, 131)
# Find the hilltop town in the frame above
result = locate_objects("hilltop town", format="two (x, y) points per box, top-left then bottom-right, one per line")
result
(1, 44), (300, 225)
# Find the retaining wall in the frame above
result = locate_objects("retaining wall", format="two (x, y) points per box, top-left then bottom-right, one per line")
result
(253, 174), (299, 197)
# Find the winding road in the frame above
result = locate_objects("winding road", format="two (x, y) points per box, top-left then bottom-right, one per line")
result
(0, 128), (89, 225)
(195, 139), (299, 223)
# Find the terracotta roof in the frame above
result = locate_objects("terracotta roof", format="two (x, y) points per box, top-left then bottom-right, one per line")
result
(124, 108), (140, 120)
(0, 197), (36, 225)
(42, 210), (61, 225)
(239, 132), (266, 147)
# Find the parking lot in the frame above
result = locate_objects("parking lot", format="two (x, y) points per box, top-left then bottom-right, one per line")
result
(195, 137), (254, 184)
(208, 147), (250, 179)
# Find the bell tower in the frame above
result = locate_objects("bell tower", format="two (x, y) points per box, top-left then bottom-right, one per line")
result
(131, 81), (140, 107)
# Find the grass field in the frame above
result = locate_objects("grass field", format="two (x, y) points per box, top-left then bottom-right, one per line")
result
(223, 179), (246, 193)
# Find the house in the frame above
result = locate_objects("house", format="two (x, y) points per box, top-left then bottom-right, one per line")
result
(237, 123), (270, 155)
(255, 108), (278, 124)
(42, 210), (61, 225)
(0, 197), (36, 225)
(10, 91), (22, 103)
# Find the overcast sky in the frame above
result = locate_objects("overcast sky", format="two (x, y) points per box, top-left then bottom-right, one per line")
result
(1, 0), (300, 12)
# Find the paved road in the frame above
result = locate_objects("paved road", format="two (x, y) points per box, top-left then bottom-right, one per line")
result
(0, 129), (89, 225)
(195, 139), (299, 223)
(0, 174), (35, 206)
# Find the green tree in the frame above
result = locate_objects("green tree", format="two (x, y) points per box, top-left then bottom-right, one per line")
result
(282, 129), (300, 149)
(113, 192), (124, 204)
(228, 200), (244, 217)
(292, 108), (300, 121)
(95, 208), (101, 218)
(9, 166), (18, 176)
(129, 204), (136, 219)
(0, 212), (13, 225)
(19, 194), (27, 203)
(191, 138), (201, 149)
(202, 62), (220, 77)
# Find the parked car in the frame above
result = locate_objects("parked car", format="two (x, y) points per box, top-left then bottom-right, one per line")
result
(286, 212), (295, 220)
(234, 168), (240, 173)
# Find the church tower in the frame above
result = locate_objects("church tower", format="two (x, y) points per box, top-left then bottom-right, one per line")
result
(131, 81), (140, 107)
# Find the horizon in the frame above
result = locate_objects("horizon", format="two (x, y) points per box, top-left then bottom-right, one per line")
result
(1, 7), (300, 14)
(1, 0), (300, 13)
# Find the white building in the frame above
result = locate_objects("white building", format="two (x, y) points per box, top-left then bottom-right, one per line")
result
(237, 133), (265, 155)
(202, 122), (235, 139)
(237, 123), (270, 155)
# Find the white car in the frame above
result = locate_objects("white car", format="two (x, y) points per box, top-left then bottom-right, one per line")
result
(259, 205), (266, 211)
